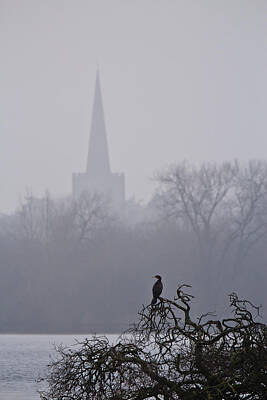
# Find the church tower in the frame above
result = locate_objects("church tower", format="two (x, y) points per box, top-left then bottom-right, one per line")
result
(72, 71), (125, 205)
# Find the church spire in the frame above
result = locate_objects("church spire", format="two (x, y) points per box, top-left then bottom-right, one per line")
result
(86, 70), (111, 176)
(72, 70), (125, 204)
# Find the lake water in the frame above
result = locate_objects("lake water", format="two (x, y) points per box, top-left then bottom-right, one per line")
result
(0, 334), (118, 400)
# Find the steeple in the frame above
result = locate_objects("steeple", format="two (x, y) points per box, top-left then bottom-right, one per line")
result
(72, 70), (125, 205)
(86, 70), (111, 176)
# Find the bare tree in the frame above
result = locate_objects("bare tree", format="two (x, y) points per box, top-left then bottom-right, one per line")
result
(72, 192), (113, 243)
(12, 190), (113, 247)
(156, 161), (236, 255)
(15, 190), (56, 244)
(156, 160), (267, 283)
(40, 284), (266, 399)
(224, 160), (267, 268)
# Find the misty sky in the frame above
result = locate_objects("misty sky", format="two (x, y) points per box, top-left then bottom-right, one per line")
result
(1, 0), (267, 213)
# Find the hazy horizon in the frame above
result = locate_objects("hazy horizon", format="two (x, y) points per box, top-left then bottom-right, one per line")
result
(1, 0), (267, 213)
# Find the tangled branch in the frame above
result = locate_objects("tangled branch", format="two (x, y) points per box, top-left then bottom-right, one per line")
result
(40, 284), (267, 400)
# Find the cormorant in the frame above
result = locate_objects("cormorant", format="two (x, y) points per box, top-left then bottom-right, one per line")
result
(151, 275), (163, 305)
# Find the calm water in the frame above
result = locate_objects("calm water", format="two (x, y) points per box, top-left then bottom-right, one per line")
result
(0, 334), (118, 400)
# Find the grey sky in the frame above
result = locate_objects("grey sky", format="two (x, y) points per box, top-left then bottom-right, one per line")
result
(1, 0), (267, 213)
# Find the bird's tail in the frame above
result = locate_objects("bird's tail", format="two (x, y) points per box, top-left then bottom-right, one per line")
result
(151, 297), (157, 305)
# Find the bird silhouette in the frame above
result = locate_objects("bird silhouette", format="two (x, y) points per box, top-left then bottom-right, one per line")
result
(151, 275), (163, 305)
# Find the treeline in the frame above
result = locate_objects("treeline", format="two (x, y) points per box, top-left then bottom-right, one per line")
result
(0, 160), (266, 333)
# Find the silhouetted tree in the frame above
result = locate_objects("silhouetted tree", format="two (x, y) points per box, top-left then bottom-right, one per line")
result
(72, 191), (113, 243)
(40, 284), (266, 399)
(156, 160), (267, 304)
(156, 160), (267, 266)
(0, 161), (266, 334)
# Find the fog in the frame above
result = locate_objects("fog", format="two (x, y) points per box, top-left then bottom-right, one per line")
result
(0, 1), (267, 333)
(1, 0), (267, 212)
(0, 160), (266, 333)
